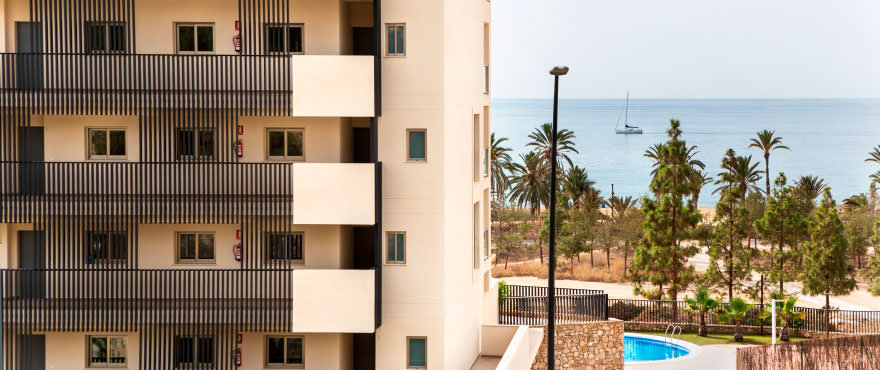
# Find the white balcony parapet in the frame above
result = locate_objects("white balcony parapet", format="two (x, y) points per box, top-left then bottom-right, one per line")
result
(292, 163), (375, 225)
(291, 55), (374, 117)
(291, 269), (375, 333)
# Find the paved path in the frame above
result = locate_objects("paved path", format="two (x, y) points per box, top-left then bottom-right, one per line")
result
(625, 345), (739, 370)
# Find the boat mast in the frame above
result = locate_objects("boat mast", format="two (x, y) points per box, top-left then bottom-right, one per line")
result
(625, 91), (629, 125)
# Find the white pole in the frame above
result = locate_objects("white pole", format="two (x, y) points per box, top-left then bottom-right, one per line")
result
(771, 299), (777, 346)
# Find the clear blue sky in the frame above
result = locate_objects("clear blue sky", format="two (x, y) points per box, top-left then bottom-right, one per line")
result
(492, 0), (880, 99)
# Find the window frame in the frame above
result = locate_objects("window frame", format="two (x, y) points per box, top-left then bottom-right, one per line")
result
(406, 336), (427, 369)
(265, 335), (305, 369)
(175, 127), (216, 161)
(87, 335), (127, 368)
(264, 231), (305, 264)
(265, 128), (305, 161)
(175, 231), (216, 265)
(85, 21), (127, 54)
(385, 23), (406, 57)
(86, 127), (127, 160)
(86, 230), (128, 265)
(264, 23), (305, 54)
(385, 231), (406, 265)
(406, 129), (427, 162)
(175, 23), (215, 54)
(174, 335), (214, 367)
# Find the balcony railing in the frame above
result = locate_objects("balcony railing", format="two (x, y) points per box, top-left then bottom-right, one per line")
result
(0, 161), (293, 222)
(0, 53), (291, 114)
(0, 268), (291, 332)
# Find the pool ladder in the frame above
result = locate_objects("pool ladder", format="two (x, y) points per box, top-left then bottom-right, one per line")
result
(664, 324), (682, 343)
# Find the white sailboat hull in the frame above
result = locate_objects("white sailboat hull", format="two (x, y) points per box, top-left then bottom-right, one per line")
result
(615, 128), (643, 134)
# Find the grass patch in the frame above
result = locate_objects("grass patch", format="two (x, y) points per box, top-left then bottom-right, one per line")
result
(628, 331), (808, 346)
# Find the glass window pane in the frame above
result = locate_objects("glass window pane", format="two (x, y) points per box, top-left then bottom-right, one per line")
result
(109, 337), (126, 363)
(177, 129), (194, 157)
(178, 26), (195, 52)
(396, 26), (405, 54)
(176, 337), (193, 364)
(408, 338), (426, 367)
(387, 26), (395, 54)
(197, 337), (213, 364)
(198, 130), (214, 158)
(197, 26), (214, 52)
(268, 131), (284, 157)
(286, 131), (303, 157)
(179, 233), (196, 259)
(109, 24), (125, 52)
(267, 337), (285, 364)
(109, 130), (126, 156)
(387, 234), (396, 261)
(268, 234), (284, 260)
(198, 234), (214, 260)
(267, 26), (285, 52)
(111, 233), (127, 260)
(91, 337), (108, 364)
(89, 232), (108, 262)
(408, 131), (426, 160)
(292, 234), (303, 260)
(288, 26), (303, 53)
(287, 338), (304, 365)
(396, 234), (405, 262)
(86, 23), (106, 53)
(90, 130), (108, 156)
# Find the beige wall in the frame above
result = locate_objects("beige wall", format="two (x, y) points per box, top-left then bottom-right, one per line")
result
(35, 115), (141, 162)
(291, 269), (375, 333)
(291, 55), (375, 117)
(239, 115), (352, 163)
(239, 332), (352, 370)
(42, 332), (140, 370)
(292, 163), (375, 225)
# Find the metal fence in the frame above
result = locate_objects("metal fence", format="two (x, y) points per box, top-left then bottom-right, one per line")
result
(499, 285), (608, 325)
(737, 334), (880, 370)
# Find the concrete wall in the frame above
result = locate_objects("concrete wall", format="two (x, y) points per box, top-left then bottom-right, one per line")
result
(42, 332), (140, 370)
(292, 163), (375, 225)
(238, 332), (352, 370)
(530, 321), (625, 370)
(291, 55), (375, 117)
(291, 269), (375, 333)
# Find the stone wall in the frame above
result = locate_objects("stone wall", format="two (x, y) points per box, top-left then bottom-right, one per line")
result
(531, 320), (624, 370)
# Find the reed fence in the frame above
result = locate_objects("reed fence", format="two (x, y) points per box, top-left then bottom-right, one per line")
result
(736, 334), (880, 370)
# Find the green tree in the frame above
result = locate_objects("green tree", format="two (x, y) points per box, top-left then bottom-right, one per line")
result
(755, 174), (806, 294)
(683, 289), (719, 337)
(630, 120), (702, 301)
(863, 221), (880, 295)
(800, 189), (856, 336)
(761, 294), (805, 342)
(844, 209), (872, 269)
(704, 149), (755, 301)
(490, 133), (513, 201)
(866, 145), (880, 165)
(793, 175), (827, 213)
(749, 129), (789, 199)
(717, 298), (754, 342)
(508, 152), (548, 218)
(527, 122), (579, 175)
(611, 196), (642, 276)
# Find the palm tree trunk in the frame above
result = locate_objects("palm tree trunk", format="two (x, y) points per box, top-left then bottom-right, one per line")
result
(764, 153), (771, 200)
(699, 312), (707, 336)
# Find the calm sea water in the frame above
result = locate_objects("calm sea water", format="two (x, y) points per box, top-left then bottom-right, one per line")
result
(492, 99), (880, 206)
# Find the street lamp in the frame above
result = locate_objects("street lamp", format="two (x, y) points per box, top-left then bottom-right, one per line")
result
(547, 65), (568, 370)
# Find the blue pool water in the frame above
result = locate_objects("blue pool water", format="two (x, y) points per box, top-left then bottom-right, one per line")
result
(624, 335), (691, 362)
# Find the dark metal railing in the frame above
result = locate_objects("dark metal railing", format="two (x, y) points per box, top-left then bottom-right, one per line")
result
(499, 294), (609, 325)
(506, 284), (604, 298)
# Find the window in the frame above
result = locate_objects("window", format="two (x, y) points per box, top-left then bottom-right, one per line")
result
(88, 336), (126, 367)
(407, 337), (427, 369)
(406, 129), (426, 161)
(386, 23), (405, 56)
(266, 336), (304, 368)
(87, 231), (127, 264)
(176, 232), (215, 264)
(88, 128), (126, 160)
(386, 232), (405, 264)
(267, 129), (304, 161)
(266, 232), (304, 263)
(86, 22), (126, 54)
(473, 115), (480, 181)
(176, 23), (214, 53)
(266, 24), (304, 54)
(473, 202), (480, 268)
(175, 336), (213, 367)
(176, 128), (215, 160)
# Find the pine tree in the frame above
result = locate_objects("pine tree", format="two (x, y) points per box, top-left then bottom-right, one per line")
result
(755, 174), (807, 294)
(800, 189), (856, 336)
(704, 149), (754, 301)
(864, 221), (880, 296)
(630, 120), (702, 301)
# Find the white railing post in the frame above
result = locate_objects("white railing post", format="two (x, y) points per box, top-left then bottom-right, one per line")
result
(771, 299), (777, 346)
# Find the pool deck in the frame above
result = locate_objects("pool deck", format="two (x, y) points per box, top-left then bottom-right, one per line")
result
(625, 344), (739, 370)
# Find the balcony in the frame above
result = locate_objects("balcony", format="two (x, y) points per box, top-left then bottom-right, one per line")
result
(0, 53), (375, 117)
(0, 161), (376, 225)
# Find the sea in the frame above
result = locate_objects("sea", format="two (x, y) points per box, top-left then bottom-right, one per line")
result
(492, 99), (880, 206)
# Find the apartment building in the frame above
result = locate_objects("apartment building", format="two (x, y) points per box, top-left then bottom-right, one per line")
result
(0, 0), (493, 368)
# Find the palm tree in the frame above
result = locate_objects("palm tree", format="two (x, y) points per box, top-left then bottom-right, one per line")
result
(866, 145), (880, 165)
(793, 175), (827, 208)
(717, 298), (754, 342)
(760, 294), (805, 342)
(749, 130), (789, 199)
(689, 170), (712, 208)
(733, 155), (763, 200)
(683, 289), (719, 337)
(610, 195), (637, 220)
(871, 171), (880, 187)
(842, 193), (869, 211)
(562, 166), (596, 208)
(507, 152), (548, 218)
(490, 133), (513, 201)
(527, 122), (579, 173)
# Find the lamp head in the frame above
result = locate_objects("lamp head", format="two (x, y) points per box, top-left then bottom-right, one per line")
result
(549, 66), (569, 76)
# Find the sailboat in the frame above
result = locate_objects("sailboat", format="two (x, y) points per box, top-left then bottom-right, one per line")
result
(615, 92), (643, 134)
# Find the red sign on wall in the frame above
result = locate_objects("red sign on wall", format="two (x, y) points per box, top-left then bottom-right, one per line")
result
(235, 20), (240, 31)
(237, 125), (245, 136)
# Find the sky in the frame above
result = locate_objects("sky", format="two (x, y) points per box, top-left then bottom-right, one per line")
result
(492, 0), (880, 99)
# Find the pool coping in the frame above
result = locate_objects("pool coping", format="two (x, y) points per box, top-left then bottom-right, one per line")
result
(624, 333), (704, 364)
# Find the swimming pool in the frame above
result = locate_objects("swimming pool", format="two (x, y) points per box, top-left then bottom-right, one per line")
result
(624, 334), (697, 363)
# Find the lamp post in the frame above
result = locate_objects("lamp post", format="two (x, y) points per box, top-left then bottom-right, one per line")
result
(547, 65), (568, 370)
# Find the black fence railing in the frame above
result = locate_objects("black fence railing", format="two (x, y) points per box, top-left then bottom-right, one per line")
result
(0, 268), (291, 332)
(506, 284), (604, 298)
(608, 298), (880, 335)
(499, 285), (608, 325)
